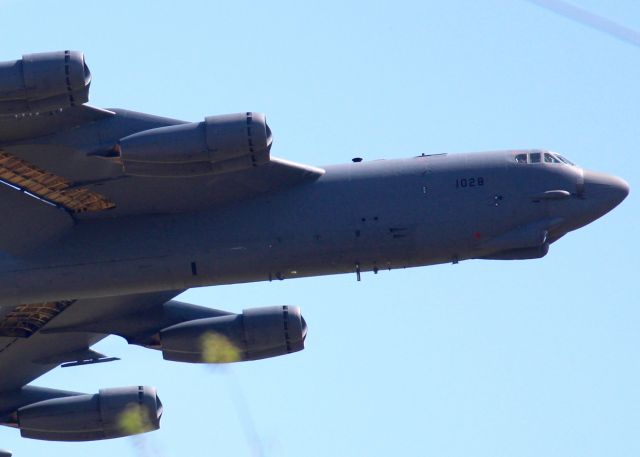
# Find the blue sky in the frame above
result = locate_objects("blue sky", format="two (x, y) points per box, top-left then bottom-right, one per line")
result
(0, 1), (638, 456)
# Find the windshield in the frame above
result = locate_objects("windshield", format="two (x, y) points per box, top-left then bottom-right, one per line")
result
(514, 151), (575, 166)
(554, 153), (574, 165)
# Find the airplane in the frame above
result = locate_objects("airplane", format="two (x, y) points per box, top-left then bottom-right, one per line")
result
(0, 50), (628, 455)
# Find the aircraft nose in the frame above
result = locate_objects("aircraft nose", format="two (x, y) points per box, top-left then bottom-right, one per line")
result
(582, 170), (629, 215)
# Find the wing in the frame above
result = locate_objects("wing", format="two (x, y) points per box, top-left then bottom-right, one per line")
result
(0, 290), (179, 393)
(0, 106), (323, 256)
(0, 180), (73, 256)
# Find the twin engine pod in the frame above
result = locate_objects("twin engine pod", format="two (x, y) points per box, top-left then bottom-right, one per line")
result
(0, 50), (91, 115)
(159, 305), (307, 363)
(117, 112), (272, 177)
(16, 386), (162, 442)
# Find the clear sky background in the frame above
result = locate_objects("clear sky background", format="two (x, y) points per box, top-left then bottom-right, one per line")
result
(0, 1), (638, 456)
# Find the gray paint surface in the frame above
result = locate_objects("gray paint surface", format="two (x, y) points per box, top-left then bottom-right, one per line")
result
(0, 51), (629, 448)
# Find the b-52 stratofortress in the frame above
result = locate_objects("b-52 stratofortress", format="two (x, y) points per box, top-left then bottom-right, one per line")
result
(0, 51), (628, 455)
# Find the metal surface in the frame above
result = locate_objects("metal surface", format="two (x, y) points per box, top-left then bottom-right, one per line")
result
(0, 50), (629, 449)
(0, 151), (115, 213)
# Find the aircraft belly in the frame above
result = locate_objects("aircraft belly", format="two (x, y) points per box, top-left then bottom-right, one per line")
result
(0, 256), (184, 307)
(0, 223), (430, 305)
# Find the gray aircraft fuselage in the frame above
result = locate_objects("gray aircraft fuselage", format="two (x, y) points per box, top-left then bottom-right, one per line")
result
(0, 51), (631, 454)
(0, 150), (628, 307)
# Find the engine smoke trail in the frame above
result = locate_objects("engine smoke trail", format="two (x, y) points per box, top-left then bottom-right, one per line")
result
(208, 365), (266, 457)
(128, 433), (165, 457)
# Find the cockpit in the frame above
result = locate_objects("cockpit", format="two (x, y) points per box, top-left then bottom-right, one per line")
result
(514, 151), (575, 166)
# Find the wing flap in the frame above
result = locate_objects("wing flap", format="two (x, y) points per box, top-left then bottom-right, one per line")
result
(0, 150), (115, 213)
(0, 301), (74, 338)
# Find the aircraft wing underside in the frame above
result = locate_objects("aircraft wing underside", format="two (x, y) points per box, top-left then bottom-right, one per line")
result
(0, 290), (179, 397)
(0, 106), (324, 256)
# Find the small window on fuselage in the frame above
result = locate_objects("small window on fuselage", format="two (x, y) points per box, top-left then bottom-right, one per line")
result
(515, 154), (528, 164)
(530, 152), (541, 163)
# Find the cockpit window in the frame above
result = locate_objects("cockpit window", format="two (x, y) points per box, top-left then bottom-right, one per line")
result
(514, 151), (575, 166)
(555, 154), (574, 165)
(544, 153), (560, 164)
(515, 154), (527, 164)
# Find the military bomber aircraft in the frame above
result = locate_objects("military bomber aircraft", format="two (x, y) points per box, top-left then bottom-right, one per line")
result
(0, 51), (629, 455)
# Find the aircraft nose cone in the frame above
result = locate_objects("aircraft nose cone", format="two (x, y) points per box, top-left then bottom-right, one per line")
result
(556, 170), (628, 233)
(583, 170), (630, 208)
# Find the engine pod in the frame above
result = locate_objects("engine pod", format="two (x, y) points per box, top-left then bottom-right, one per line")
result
(159, 305), (307, 363)
(17, 386), (162, 441)
(0, 50), (91, 115)
(118, 112), (272, 177)
(242, 306), (306, 360)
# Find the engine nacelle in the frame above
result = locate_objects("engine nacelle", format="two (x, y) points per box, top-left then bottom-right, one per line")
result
(160, 305), (306, 363)
(17, 386), (162, 442)
(118, 112), (272, 177)
(0, 50), (91, 115)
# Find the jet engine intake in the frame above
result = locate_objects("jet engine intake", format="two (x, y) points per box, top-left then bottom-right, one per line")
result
(160, 305), (306, 363)
(17, 386), (162, 441)
(118, 112), (272, 177)
(0, 51), (91, 115)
